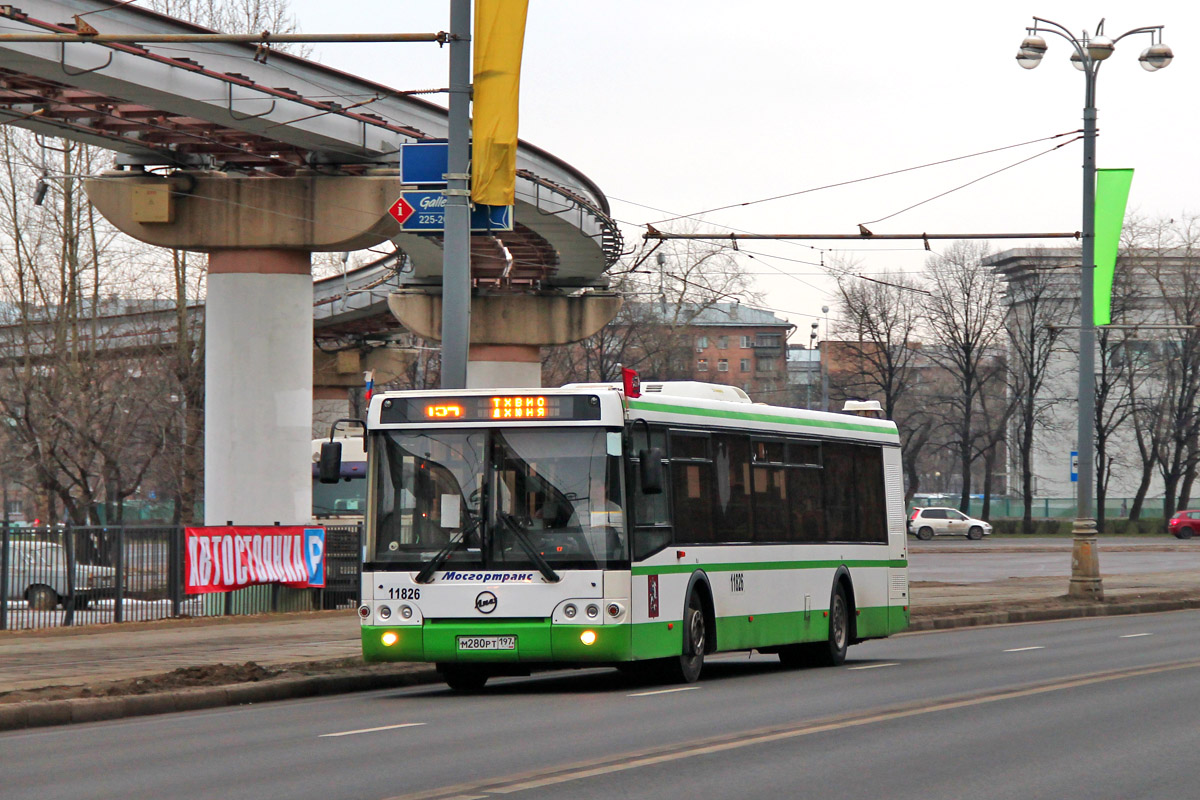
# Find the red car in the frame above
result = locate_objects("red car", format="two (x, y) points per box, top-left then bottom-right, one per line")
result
(1168, 510), (1200, 539)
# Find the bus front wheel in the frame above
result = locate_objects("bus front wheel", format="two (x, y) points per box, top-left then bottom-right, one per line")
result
(438, 664), (489, 692)
(663, 593), (705, 684)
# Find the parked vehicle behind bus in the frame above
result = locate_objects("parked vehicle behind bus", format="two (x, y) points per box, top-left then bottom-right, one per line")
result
(312, 434), (367, 522)
(4, 541), (116, 610)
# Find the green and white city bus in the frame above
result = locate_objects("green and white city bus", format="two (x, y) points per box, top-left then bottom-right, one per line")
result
(342, 381), (909, 690)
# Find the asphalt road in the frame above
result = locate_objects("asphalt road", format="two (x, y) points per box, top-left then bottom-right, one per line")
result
(5, 609), (1200, 800)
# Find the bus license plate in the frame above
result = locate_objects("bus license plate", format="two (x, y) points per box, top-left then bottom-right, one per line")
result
(457, 635), (516, 651)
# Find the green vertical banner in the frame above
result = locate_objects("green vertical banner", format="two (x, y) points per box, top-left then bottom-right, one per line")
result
(1093, 168), (1134, 326)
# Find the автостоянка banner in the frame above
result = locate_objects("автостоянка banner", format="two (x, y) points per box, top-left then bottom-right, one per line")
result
(185, 526), (325, 593)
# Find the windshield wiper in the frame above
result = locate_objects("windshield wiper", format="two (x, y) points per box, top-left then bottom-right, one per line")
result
(414, 515), (483, 584)
(498, 512), (561, 583)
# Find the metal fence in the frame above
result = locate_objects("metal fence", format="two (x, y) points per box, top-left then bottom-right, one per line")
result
(910, 496), (1170, 520)
(0, 524), (362, 631)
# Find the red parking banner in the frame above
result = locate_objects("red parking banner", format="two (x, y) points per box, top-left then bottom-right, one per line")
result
(185, 526), (326, 594)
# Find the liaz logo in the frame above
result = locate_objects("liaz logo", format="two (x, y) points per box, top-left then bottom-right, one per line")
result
(475, 591), (498, 614)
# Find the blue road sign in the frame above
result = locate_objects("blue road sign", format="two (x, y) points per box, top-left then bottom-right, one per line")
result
(304, 527), (326, 587)
(1070, 451), (1079, 483)
(400, 142), (448, 185)
(396, 191), (513, 233)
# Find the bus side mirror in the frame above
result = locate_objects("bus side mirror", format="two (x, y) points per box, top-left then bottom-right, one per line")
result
(639, 448), (664, 495)
(318, 441), (343, 484)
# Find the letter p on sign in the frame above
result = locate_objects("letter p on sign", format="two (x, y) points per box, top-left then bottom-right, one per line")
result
(305, 528), (326, 587)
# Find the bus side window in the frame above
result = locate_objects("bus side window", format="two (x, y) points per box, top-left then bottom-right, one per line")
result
(670, 432), (714, 543)
(855, 446), (887, 543)
(823, 443), (855, 541)
(712, 434), (752, 542)
(787, 465), (825, 542)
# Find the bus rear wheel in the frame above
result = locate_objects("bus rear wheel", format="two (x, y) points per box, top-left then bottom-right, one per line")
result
(778, 585), (851, 668)
(438, 664), (489, 691)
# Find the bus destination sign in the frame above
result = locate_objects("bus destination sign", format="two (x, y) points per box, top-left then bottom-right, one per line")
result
(378, 394), (602, 424)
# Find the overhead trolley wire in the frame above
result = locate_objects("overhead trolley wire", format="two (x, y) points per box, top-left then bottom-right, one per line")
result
(858, 135), (1082, 227)
(647, 130), (1082, 225)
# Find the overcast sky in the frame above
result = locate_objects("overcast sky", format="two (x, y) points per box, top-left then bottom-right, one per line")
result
(289, 0), (1198, 334)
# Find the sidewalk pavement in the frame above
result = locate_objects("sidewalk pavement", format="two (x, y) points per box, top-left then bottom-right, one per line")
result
(2, 557), (1199, 731)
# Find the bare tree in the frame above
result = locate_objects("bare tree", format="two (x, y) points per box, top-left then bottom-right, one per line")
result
(828, 268), (930, 502)
(1000, 256), (1070, 531)
(545, 233), (757, 385)
(1117, 217), (1200, 520)
(147, 0), (305, 43)
(0, 130), (178, 524)
(923, 242), (1006, 512)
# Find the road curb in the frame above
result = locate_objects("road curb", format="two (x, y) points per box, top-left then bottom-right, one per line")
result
(907, 596), (1200, 632)
(5, 598), (1200, 732)
(0, 666), (441, 732)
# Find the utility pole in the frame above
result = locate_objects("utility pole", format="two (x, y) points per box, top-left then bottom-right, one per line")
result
(441, 0), (472, 389)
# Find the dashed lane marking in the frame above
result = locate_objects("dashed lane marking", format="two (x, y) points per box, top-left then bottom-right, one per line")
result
(1120, 633), (1153, 638)
(1003, 646), (1045, 653)
(321, 722), (426, 738)
(849, 663), (900, 670)
(628, 686), (700, 697)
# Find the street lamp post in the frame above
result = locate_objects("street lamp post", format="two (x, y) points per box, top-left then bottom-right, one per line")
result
(1015, 17), (1173, 599)
(820, 305), (830, 411)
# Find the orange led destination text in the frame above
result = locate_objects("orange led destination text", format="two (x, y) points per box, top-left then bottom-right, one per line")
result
(490, 395), (549, 419)
(424, 403), (464, 418)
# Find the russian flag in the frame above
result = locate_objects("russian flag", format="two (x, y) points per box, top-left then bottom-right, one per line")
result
(364, 370), (375, 403)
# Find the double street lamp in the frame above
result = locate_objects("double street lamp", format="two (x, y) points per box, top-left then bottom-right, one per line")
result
(1015, 18), (1173, 598)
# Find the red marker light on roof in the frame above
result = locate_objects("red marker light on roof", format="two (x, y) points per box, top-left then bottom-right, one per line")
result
(621, 366), (641, 398)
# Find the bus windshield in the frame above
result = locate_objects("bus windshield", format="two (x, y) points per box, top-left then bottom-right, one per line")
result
(371, 427), (625, 571)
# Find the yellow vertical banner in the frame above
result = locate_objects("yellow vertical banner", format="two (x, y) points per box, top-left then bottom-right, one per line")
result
(471, 0), (528, 207)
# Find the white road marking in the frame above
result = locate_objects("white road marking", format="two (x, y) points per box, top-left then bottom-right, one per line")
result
(628, 686), (700, 697)
(848, 662), (899, 671)
(320, 722), (426, 738)
(1120, 633), (1153, 639)
(1003, 646), (1045, 653)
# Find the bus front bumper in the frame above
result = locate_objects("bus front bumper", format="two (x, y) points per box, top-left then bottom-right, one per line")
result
(362, 620), (633, 664)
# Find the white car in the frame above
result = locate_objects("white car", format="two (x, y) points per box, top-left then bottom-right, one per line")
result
(4, 542), (117, 610)
(908, 507), (992, 541)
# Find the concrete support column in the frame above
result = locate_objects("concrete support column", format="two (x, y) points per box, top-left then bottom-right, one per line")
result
(387, 291), (623, 390)
(467, 344), (542, 388)
(86, 172), (400, 529)
(205, 250), (312, 526)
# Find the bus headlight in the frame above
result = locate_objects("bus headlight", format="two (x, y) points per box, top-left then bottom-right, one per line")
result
(564, 603), (578, 619)
(378, 605), (392, 620)
(607, 603), (622, 619)
(580, 630), (597, 646)
(400, 604), (413, 620)
(358, 605), (371, 619)
(585, 604), (600, 619)
(381, 631), (399, 646)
